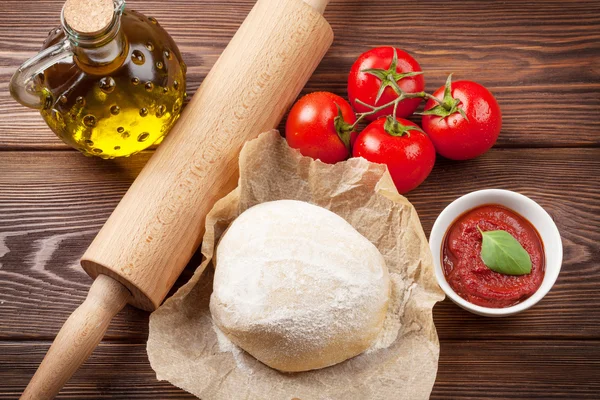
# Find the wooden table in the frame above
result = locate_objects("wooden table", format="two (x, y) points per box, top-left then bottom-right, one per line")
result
(1, 0), (599, 398)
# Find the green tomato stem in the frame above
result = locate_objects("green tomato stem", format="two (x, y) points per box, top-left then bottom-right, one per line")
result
(350, 90), (434, 131)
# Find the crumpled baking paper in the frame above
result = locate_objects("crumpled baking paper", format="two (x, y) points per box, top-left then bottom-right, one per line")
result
(147, 130), (445, 400)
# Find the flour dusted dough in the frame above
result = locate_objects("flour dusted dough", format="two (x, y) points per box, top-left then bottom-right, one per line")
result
(209, 200), (390, 372)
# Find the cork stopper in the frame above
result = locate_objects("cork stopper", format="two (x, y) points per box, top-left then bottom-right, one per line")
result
(63, 0), (114, 34)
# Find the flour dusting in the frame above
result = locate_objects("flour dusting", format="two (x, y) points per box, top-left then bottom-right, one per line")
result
(209, 200), (390, 372)
(368, 273), (407, 352)
(213, 323), (255, 374)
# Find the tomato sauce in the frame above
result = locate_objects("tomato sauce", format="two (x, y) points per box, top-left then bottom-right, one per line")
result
(442, 204), (545, 308)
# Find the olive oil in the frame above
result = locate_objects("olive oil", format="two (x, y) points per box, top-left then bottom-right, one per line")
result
(37, 9), (186, 158)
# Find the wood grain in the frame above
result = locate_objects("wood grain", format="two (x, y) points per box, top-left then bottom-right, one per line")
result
(0, 0), (598, 149)
(1, 0), (599, 398)
(0, 148), (598, 341)
(0, 340), (598, 399)
(21, 275), (130, 400)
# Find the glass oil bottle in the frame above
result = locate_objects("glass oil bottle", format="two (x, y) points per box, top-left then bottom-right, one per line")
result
(10, 0), (187, 158)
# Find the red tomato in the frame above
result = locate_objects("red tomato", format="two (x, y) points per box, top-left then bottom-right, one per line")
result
(353, 117), (436, 194)
(421, 77), (502, 160)
(286, 92), (357, 164)
(348, 47), (425, 121)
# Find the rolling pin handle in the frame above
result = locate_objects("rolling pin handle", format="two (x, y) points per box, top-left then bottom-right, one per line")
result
(21, 275), (131, 400)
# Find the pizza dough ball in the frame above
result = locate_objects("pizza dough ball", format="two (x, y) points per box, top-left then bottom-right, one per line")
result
(210, 200), (390, 372)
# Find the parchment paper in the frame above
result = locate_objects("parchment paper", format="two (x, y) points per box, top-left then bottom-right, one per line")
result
(147, 130), (445, 400)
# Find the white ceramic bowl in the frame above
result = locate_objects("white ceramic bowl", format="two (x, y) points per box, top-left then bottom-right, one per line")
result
(429, 189), (562, 317)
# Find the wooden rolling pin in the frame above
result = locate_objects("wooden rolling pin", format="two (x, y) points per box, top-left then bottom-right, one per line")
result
(21, 0), (333, 398)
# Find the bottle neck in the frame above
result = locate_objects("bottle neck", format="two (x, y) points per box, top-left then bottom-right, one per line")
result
(61, 0), (127, 72)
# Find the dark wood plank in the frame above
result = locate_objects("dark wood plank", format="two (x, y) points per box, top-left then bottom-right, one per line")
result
(0, 152), (151, 340)
(1, 1), (599, 397)
(0, 0), (598, 149)
(432, 340), (600, 399)
(0, 147), (598, 340)
(0, 342), (190, 399)
(1, 340), (598, 399)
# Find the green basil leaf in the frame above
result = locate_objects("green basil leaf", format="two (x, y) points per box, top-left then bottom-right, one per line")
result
(479, 227), (532, 275)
